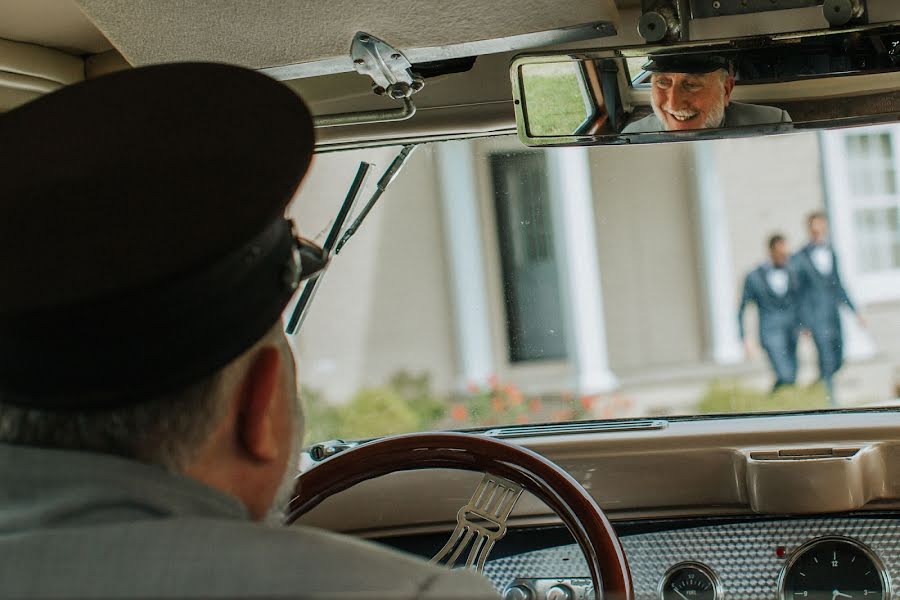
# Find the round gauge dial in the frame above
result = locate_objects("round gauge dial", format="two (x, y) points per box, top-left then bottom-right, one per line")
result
(660, 563), (721, 600)
(781, 538), (889, 600)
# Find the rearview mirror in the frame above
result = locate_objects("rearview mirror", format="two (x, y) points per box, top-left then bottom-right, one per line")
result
(512, 24), (900, 146)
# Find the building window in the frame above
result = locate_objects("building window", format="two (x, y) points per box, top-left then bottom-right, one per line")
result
(821, 126), (900, 303)
(489, 151), (568, 362)
(843, 132), (900, 273)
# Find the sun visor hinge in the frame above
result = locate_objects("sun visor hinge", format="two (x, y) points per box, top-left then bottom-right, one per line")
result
(351, 32), (425, 99)
(312, 32), (424, 128)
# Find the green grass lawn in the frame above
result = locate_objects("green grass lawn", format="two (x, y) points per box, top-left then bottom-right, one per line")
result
(522, 69), (590, 137)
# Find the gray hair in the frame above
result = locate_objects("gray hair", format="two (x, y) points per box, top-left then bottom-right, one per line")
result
(0, 370), (229, 472)
(0, 325), (293, 472)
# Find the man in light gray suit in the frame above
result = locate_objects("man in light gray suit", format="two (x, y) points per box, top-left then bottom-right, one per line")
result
(791, 212), (865, 404)
(622, 55), (791, 133)
(0, 63), (497, 599)
(738, 235), (802, 392)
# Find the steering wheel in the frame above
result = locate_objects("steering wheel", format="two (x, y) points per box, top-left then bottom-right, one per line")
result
(285, 432), (633, 600)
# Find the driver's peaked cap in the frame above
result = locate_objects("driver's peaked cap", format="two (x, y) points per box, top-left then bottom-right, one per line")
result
(0, 62), (316, 410)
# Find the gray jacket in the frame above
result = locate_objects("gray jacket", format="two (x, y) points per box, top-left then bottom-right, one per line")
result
(622, 101), (792, 133)
(0, 443), (499, 599)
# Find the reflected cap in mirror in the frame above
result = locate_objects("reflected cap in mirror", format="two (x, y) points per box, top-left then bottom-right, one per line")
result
(642, 53), (733, 74)
(0, 62), (318, 409)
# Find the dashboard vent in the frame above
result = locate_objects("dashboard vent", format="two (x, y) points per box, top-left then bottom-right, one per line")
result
(484, 419), (667, 438)
(749, 447), (860, 460)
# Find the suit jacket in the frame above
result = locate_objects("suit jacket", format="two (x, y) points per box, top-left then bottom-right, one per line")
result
(738, 263), (800, 342)
(0, 443), (499, 599)
(622, 101), (792, 133)
(791, 243), (856, 340)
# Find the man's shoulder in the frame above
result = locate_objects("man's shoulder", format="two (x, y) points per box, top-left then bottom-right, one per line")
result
(0, 517), (498, 598)
(791, 246), (812, 265)
(621, 113), (662, 133)
(746, 264), (766, 283)
(725, 102), (792, 126)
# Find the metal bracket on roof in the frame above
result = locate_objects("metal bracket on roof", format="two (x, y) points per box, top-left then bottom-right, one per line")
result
(312, 32), (424, 128)
(351, 32), (425, 99)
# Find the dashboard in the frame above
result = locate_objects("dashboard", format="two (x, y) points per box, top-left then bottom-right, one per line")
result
(478, 517), (898, 600)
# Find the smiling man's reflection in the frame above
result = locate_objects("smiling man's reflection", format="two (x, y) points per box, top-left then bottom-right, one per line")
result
(622, 55), (791, 133)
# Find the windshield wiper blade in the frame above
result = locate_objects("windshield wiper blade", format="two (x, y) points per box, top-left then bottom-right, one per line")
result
(334, 144), (416, 255)
(285, 145), (417, 334)
(285, 161), (372, 335)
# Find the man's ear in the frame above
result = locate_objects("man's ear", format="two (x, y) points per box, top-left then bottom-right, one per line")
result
(723, 75), (736, 105)
(236, 346), (282, 462)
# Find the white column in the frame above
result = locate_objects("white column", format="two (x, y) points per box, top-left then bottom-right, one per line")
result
(547, 147), (618, 393)
(694, 143), (744, 364)
(436, 141), (494, 388)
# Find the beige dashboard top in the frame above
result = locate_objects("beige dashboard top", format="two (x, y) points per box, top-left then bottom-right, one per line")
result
(294, 411), (900, 538)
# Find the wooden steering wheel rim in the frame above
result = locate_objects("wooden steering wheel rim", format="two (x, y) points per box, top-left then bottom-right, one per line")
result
(286, 432), (633, 600)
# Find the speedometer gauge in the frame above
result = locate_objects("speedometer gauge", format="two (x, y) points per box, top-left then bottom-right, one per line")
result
(780, 538), (890, 600)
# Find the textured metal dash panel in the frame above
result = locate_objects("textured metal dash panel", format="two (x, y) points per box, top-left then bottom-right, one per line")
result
(484, 518), (900, 598)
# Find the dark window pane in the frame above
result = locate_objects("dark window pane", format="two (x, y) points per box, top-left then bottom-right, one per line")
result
(490, 151), (567, 363)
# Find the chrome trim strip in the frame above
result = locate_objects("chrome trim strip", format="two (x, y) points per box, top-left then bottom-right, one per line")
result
(484, 419), (668, 438)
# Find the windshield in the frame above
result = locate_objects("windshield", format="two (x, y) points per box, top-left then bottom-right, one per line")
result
(289, 130), (900, 445)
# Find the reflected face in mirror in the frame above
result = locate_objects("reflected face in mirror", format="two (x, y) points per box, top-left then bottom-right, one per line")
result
(651, 70), (735, 131)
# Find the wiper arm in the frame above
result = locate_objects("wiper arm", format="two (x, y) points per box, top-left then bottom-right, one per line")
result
(285, 144), (418, 334)
(285, 161), (372, 334)
(334, 144), (416, 254)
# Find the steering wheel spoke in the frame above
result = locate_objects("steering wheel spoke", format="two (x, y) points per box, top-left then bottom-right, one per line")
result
(430, 473), (524, 571)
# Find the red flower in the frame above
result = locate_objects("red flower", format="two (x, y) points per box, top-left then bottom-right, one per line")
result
(465, 381), (480, 394)
(487, 374), (500, 389)
(528, 398), (543, 414)
(580, 395), (596, 411)
(506, 385), (524, 406)
(613, 395), (633, 409)
(450, 404), (468, 422)
(491, 397), (505, 413)
(515, 414), (529, 424)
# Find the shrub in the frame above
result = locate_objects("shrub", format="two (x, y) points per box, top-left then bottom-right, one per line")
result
(697, 380), (828, 415)
(335, 387), (422, 440)
(301, 385), (342, 445)
(386, 372), (446, 426)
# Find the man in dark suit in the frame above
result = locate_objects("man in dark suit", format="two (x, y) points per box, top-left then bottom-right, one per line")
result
(739, 234), (802, 391)
(791, 212), (864, 403)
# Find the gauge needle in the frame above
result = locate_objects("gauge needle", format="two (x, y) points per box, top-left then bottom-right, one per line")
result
(833, 591), (853, 599)
(673, 589), (692, 600)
